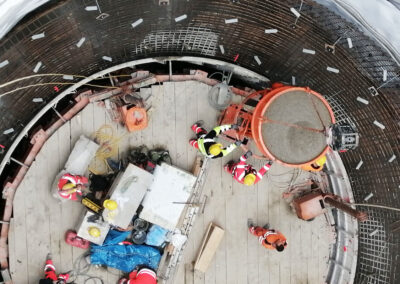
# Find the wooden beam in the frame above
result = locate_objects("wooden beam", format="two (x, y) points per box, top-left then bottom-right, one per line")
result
(194, 223), (225, 273)
(191, 156), (203, 176)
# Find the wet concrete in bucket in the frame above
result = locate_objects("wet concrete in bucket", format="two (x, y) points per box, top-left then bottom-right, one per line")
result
(262, 90), (333, 164)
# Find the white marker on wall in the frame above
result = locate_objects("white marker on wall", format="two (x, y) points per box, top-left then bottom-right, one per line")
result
(63, 75), (74, 80)
(364, 193), (373, 201)
(265, 29), (278, 34)
(347, 38), (353, 48)
(33, 61), (42, 73)
(3, 128), (14, 135)
(373, 120), (385, 130)
(292, 76), (296, 85)
(302, 48), (315, 55)
(219, 45), (225, 54)
(327, 67), (339, 73)
(0, 60), (9, 68)
(85, 6), (98, 11)
(33, 98), (44, 103)
(102, 56), (112, 62)
(356, 97), (369, 105)
(225, 18), (238, 24)
(31, 32), (45, 40)
(76, 37), (86, 48)
(369, 228), (379, 237)
(254, 56), (262, 65)
(355, 160), (363, 170)
(383, 69), (387, 82)
(290, 8), (301, 18)
(388, 155), (396, 163)
(131, 18), (143, 28)
(175, 14), (187, 22)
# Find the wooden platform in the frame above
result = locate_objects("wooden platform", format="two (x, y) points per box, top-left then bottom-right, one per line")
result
(9, 81), (332, 284)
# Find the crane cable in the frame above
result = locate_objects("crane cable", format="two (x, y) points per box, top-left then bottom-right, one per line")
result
(0, 82), (119, 98)
(67, 252), (104, 284)
(0, 73), (132, 89)
(0, 73), (134, 98)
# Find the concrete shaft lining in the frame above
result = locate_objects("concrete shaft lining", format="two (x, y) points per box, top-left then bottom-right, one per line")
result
(0, 0), (399, 283)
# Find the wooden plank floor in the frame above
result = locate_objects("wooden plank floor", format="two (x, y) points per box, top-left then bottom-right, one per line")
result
(10, 81), (332, 283)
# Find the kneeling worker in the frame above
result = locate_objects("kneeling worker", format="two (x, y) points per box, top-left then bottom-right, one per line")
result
(119, 267), (157, 284)
(57, 173), (88, 201)
(39, 253), (69, 284)
(189, 122), (243, 159)
(248, 220), (287, 252)
(224, 150), (272, 186)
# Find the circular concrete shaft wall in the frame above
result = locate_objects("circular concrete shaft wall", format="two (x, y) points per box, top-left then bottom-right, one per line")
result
(0, 0), (399, 283)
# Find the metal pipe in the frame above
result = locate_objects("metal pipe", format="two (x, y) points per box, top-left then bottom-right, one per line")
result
(9, 157), (29, 169)
(324, 196), (368, 222)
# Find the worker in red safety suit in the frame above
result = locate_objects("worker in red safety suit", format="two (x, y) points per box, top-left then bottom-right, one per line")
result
(57, 173), (88, 201)
(39, 253), (69, 284)
(118, 267), (157, 284)
(224, 151), (272, 186)
(248, 220), (287, 252)
(189, 122), (243, 159)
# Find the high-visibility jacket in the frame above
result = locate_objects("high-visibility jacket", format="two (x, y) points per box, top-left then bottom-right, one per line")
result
(122, 268), (157, 284)
(250, 227), (287, 250)
(197, 124), (237, 158)
(57, 173), (87, 201)
(231, 155), (271, 184)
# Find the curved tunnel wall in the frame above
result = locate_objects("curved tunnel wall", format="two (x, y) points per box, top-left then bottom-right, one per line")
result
(0, 0), (399, 283)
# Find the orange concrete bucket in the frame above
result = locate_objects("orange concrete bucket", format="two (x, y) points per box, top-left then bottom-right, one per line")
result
(251, 86), (335, 167)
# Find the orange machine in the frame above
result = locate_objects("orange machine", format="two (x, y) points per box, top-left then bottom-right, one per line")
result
(121, 106), (148, 132)
(219, 84), (335, 169)
(292, 192), (368, 222)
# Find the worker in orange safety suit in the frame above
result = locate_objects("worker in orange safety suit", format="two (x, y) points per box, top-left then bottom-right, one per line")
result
(39, 253), (69, 284)
(248, 219), (287, 252)
(118, 267), (157, 284)
(57, 173), (88, 201)
(189, 122), (244, 159)
(224, 150), (272, 185)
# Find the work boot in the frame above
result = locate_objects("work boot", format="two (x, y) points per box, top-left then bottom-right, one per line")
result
(191, 121), (206, 135)
(44, 258), (56, 272)
(247, 219), (254, 229)
(118, 278), (129, 284)
(194, 120), (204, 127)
(58, 273), (69, 281)
(263, 223), (270, 229)
(189, 139), (199, 149)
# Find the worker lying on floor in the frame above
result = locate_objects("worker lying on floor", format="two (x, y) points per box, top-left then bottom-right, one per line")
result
(39, 253), (69, 284)
(224, 150), (272, 185)
(248, 219), (287, 252)
(189, 122), (243, 159)
(119, 267), (157, 284)
(57, 173), (88, 201)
